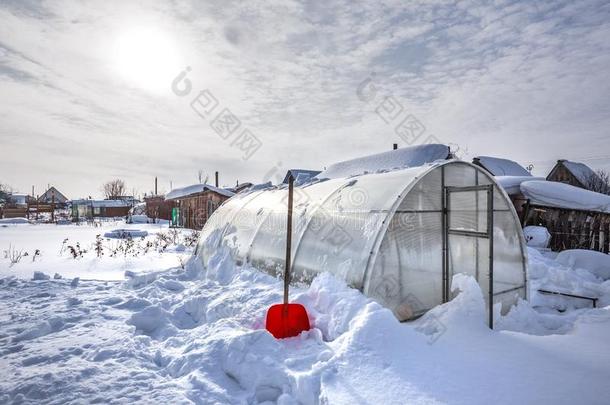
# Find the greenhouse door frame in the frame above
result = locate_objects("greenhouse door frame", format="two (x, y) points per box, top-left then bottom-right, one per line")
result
(442, 184), (494, 328)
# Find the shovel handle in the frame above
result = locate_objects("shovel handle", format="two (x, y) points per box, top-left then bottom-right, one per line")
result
(284, 174), (294, 306)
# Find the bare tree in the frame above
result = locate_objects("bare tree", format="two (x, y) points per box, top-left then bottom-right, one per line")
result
(102, 179), (126, 199)
(586, 169), (610, 195)
(198, 170), (208, 184)
(0, 182), (12, 202)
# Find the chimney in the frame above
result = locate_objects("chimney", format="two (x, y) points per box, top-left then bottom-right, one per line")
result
(393, 143), (398, 150)
(215, 171), (219, 187)
(155, 177), (158, 195)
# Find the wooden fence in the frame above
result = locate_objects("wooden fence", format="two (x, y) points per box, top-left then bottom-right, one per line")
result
(523, 204), (610, 253)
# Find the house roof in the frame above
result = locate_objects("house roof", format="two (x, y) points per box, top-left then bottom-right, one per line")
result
(473, 156), (531, 177)
(72, 199), (133, 208)
(316, 144), (451, 180)
(555, 160), (600, 187)
(165, 184), (235, 200)
(282, 169), (321, 184)
(39, 186), (68, 203)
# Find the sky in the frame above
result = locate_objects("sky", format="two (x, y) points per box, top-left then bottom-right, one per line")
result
(1, 0), (609, 199)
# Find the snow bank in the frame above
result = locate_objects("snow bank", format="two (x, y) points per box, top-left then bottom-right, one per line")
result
(556, 250), (610, 280)
(0, 217), (29, 225)
(316, 144), (449, 179)
(521, 180), (610, 213)
(103, 228), (149, 239)
(2, 226), (610, 403)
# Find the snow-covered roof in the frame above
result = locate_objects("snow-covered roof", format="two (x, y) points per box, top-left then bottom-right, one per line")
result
(72, 199), (133, 208)
(165, 184), (235, 200)
(282, 169), (321, 184)
(473, 156), (531, 177)
(316, 144), (450, 179)
(521, 180), (610, 214)
(558, 160), (599, 187)
(495, 176), (545, 195)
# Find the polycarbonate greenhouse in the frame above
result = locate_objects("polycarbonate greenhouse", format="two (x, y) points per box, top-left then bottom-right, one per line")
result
(196, 159), (528, 326)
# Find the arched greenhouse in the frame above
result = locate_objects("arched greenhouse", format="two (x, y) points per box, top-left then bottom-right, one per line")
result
(196, 148), (528, 326)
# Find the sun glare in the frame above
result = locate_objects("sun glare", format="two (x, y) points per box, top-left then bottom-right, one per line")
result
(113, 27), (181, 92)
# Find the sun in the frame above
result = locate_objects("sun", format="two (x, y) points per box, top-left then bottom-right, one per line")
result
(113, 27), (182, 93)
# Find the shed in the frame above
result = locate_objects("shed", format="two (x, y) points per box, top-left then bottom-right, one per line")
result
(166, 184), (235, 230)
(71, 199), (132, 220)
(546, 159), (600, 190)
(520, 180), (610, 253)
(196, 156), (527, 325)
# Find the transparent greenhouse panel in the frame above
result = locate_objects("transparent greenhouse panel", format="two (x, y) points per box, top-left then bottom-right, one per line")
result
(367, 211), (444, 320)
(448, 233), (490, 302)
(399, 166), (442, 211)
(293, 169), (417, 288)
(493, 211), (527, 297)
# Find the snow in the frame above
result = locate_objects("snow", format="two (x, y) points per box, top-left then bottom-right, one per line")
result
(495, 175), (545, 195)
(0, 217), (29, 225)
(103, 228), (149, 239)
(523, 226), (551, 248)
(521, 180), (610, 213)
(72, 199), (134, 208)
(316, 144), (450, 179)
(165, 184), (235, 200)
(561, 160), (599, 186)
(1, 225), (610, 403)
(0, 223), (193, 280)
(474, 156), (531, 176)
(556, 249), (610, 281)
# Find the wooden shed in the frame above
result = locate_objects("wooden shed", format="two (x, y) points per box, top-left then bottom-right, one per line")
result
(165, 184), (235, 230)
(546, 159), (600, 190)
(521, 180), (610, 253)
(143, 195), (175, 222)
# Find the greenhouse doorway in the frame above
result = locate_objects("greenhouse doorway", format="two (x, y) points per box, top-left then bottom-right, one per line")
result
(443, 184), (494, 328)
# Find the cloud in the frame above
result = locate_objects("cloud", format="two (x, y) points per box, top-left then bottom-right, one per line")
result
(1, 0), (609, 198)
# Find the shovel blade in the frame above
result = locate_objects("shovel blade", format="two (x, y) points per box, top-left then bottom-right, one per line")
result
(265, 303), (310, 339)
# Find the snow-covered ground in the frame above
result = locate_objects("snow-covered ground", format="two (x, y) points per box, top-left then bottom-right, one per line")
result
(1, 223), (610, 404)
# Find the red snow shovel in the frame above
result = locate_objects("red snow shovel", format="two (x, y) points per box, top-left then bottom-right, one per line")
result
(265, 174), (310, 339)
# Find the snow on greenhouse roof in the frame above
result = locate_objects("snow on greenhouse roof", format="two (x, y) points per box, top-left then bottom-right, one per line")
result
(560, 160), (599, 186)
(316, 144), (450, 179)
(521, 180), (610, 213)
(165, 184), (235, 200)
(474, 156), (531, 176)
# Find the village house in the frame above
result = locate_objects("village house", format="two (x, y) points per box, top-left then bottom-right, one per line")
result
(165, 184), (234, 229)
(38, 186), (69, 208)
